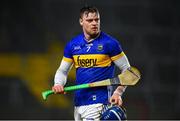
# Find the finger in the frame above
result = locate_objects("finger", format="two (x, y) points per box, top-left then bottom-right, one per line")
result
(110, 98), (118, 105)
(59, 86), (65, 93)
(60, 86), (64, 92)
(52, 86), (60, 93)
(56, 86), (61, 93)
(56, 86), (65, 94)
(52, 86), (56, 92)
(52, 88), (57, 94)
(118, 100), (123, 106)
(109, 97), (114, 103)
(55, 87), (59, 94)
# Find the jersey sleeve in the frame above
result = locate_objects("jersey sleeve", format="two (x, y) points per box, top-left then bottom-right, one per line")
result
(63, 42), (73, 63)
(109, 39), (125, 61)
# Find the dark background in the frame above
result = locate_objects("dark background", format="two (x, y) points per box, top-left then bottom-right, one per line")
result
(0, 0), (179, 120)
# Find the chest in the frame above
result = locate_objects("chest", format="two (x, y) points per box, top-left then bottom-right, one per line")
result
(72, 41), (107, 55)
(71, 41), (112, 68)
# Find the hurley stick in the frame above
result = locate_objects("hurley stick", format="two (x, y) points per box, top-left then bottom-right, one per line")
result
(42, 66), (140, 100)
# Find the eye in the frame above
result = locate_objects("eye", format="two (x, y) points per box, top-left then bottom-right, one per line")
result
(95, 18), (99, 22)
(87, 19), (93, 22)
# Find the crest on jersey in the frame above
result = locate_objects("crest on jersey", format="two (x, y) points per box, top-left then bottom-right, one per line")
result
(97, 44), (103, 51)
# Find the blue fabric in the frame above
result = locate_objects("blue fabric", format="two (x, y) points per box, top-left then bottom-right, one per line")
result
(63, 32), (123, 106)
(101, 106), (127, 120)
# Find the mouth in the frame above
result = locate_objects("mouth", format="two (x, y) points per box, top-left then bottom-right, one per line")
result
(91, 27), (98, 31)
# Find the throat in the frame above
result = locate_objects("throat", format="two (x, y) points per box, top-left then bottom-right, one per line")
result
(85, 38), (94, 43)
(84, 32), (100, 43)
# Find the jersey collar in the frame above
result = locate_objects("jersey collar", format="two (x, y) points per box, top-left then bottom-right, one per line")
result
(83, 31), (101, 43)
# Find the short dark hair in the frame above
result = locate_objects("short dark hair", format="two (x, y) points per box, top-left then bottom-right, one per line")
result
(80, 6), (99, 18)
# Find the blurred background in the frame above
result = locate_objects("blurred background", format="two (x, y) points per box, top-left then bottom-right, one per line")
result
(0, 0), (179, 120)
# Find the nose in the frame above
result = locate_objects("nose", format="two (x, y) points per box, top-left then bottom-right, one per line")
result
(92, 20), (98, 25)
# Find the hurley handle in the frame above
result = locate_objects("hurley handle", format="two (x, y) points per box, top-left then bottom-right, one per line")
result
(42, 84), (89, 100)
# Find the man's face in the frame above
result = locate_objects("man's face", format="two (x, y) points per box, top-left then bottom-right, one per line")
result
(80, 12), (100, 38)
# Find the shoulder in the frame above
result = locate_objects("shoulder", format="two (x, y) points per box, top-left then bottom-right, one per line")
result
(100, 32), (121, 45)
(66, 33), (84, 46)
(70, 33), (84, 43)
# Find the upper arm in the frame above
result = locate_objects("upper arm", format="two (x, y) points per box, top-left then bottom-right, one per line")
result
(108, 39), (124, 61)
(58, 60), (73, 73)
(63, 42), (73, 63)
(113, 55), (130, 72)
(108, 39), (130, 72)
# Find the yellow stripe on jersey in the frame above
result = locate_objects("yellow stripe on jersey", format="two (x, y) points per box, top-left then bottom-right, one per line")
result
(111, 52), (125, 61)
(73, 54), (112, 68)
(62, 56), (73, 63)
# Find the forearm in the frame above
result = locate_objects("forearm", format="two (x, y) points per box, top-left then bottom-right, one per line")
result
(54, 60), (73, 86)
(113, 55), (130, 72)
(113, 86), (127, 96)
(113, 55), (130, 96)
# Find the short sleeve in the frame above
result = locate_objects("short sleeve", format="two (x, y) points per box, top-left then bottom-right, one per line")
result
(63, 42), (73, 62)
(109, 39), (125, 61)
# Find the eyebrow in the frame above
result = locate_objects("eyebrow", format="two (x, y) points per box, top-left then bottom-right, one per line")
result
(83, 12), (99, 17)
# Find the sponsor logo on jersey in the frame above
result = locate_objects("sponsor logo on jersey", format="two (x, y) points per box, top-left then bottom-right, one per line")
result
(73, 54), (112, 68)
(77, 56), (97, 67)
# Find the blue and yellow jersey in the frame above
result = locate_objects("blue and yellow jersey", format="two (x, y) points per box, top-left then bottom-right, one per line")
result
(63, 32), (125, 106)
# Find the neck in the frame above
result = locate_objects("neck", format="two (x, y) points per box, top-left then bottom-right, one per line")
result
(84, 32), (100, 43)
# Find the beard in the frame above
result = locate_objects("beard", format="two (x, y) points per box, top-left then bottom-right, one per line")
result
(89, 29), (100, 38)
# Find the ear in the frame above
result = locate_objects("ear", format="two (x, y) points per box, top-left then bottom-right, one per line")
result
(79, 18), (83, 26)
